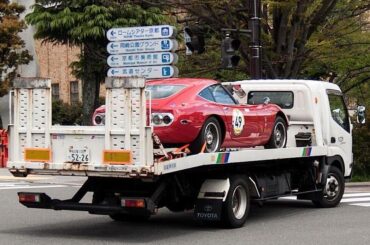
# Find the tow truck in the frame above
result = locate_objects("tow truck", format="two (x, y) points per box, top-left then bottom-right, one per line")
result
(7, 77), (354, 228)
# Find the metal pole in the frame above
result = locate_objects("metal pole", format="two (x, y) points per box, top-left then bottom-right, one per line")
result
(249, 0), (262, 79)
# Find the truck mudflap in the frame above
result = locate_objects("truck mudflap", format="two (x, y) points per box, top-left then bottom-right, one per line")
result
(194, 179), (229, 221)
(194, 199), (223, 221)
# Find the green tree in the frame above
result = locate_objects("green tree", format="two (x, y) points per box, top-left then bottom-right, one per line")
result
(147, 0), (370, 83)
(26, 1), (167, 125)
(0, 0), (32, 97)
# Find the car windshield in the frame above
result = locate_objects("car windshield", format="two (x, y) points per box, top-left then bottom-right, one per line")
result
(146, 85), (185, 99)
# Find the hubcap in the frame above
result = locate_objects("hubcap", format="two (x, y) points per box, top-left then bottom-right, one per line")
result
(325, 175), (339, 199)
(274, 122), (286, 148)
(204, 122), (220, 152)
(231, 185), (247, 219)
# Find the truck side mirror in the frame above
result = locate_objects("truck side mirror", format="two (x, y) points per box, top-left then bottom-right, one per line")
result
(357, 105), (366, 125)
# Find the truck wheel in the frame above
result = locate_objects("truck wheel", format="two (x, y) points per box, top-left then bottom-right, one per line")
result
(312, 166), (344, 208)
(265, 116), (287, 149)
(222, 176), (250, 228)
(190, 117), (222, 154)
(109, 213), (150, 222)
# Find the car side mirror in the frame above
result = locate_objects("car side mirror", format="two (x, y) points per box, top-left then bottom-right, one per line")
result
(357, 105), (366, 125)
(263, 97), (270, 105)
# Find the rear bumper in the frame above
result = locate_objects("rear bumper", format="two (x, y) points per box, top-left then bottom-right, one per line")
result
(18, 192), (155, 215)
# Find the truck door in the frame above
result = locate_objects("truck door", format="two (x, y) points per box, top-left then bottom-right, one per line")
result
(327, 90), (352, 168)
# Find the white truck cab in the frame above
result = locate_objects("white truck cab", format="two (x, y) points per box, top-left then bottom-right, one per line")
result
(230, 80), (353, 178)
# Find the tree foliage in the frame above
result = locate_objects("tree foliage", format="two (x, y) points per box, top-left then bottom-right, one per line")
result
(52, 100), (83, 125)
(143, 1), (370, 87)
(0, 0), (32, 97)
(26, 0), (168, 124)
(352, 112), (370, 180)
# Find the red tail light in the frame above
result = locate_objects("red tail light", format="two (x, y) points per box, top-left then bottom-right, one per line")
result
(19, 193), (41, 203)
(121, 198), (146, 208)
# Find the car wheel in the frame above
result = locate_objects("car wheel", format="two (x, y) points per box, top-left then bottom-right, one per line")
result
(312, 166), (344, 208)
(222, 176), (250, 228)
(190, 117), (222, 154)
(265, 116), (287, 149)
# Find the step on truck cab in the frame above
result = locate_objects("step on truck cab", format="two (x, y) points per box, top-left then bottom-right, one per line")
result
(8, 77), (353, 228)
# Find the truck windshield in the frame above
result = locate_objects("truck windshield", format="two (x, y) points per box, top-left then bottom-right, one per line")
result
(146, 85), (185, 99)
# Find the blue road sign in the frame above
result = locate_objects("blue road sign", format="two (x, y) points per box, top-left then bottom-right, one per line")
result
(107, 65), (178, 79)
(107, 52), (178, 67)
(107, 25), (176, 41)
(107, 39), (178, 55)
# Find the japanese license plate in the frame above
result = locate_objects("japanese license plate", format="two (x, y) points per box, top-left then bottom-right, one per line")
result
(67, 147), (90, 163)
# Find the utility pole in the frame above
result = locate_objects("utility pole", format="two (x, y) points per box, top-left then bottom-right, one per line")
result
(249, 0), (262, 79)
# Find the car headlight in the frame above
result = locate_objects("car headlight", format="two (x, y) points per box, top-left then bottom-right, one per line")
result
(152, 114), (163, 125)
(94, 114), (105, 125)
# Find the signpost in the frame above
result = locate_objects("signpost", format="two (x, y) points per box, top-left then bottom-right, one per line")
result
(107, 65), (178, 79)
(107, 39), (178, 55)
(106, 25), (178, 79)
(107, 52), (178, 67)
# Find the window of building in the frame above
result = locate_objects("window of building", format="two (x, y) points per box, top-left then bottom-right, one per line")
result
(51, 83), (60, 101)
(70, 81), (79, 104)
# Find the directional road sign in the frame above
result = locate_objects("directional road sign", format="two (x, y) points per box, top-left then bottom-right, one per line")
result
(107, 39), (178, 55)
(107, 65), (178, 79)
(107, 25), (176, 42)
(107, 52), (178, 67)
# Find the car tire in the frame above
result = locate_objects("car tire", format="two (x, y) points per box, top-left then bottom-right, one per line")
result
(312, 166), (345, 208)
(222, 176), (250, 228)
(190, 117), (222, 154)
(265, 116), (287, 149)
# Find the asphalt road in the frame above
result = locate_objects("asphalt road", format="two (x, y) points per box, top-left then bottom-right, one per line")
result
(0, 172), (370, 245)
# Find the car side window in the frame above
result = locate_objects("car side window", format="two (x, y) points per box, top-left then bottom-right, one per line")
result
(209, 85), (236, 105)
(199, 87), (215, 102)
(327, 91), (350, 133)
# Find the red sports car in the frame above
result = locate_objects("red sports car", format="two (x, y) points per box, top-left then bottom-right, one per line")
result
(93, 78), (288, 153)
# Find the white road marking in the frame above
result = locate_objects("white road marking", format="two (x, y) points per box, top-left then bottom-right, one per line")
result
(340, 197), (370, 203)
(280, 193), (370, 208)
(343, 193), (370, 198)
(350, 203), (370, 207)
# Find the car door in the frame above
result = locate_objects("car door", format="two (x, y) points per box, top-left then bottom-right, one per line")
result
(208, 84), (256, 146)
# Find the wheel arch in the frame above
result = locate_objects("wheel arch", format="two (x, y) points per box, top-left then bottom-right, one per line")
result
(208, 114), (226, 142)
(327, 155), (345, 174)
(276, 111), (288, 126)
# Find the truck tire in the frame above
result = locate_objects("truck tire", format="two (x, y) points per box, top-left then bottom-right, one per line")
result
(222, 176), (250, 228)
(312, 166), (345, 208)
(190, 117), (222, 154)
(109, 213), (150, 222)
(265, 116), (287, 149)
